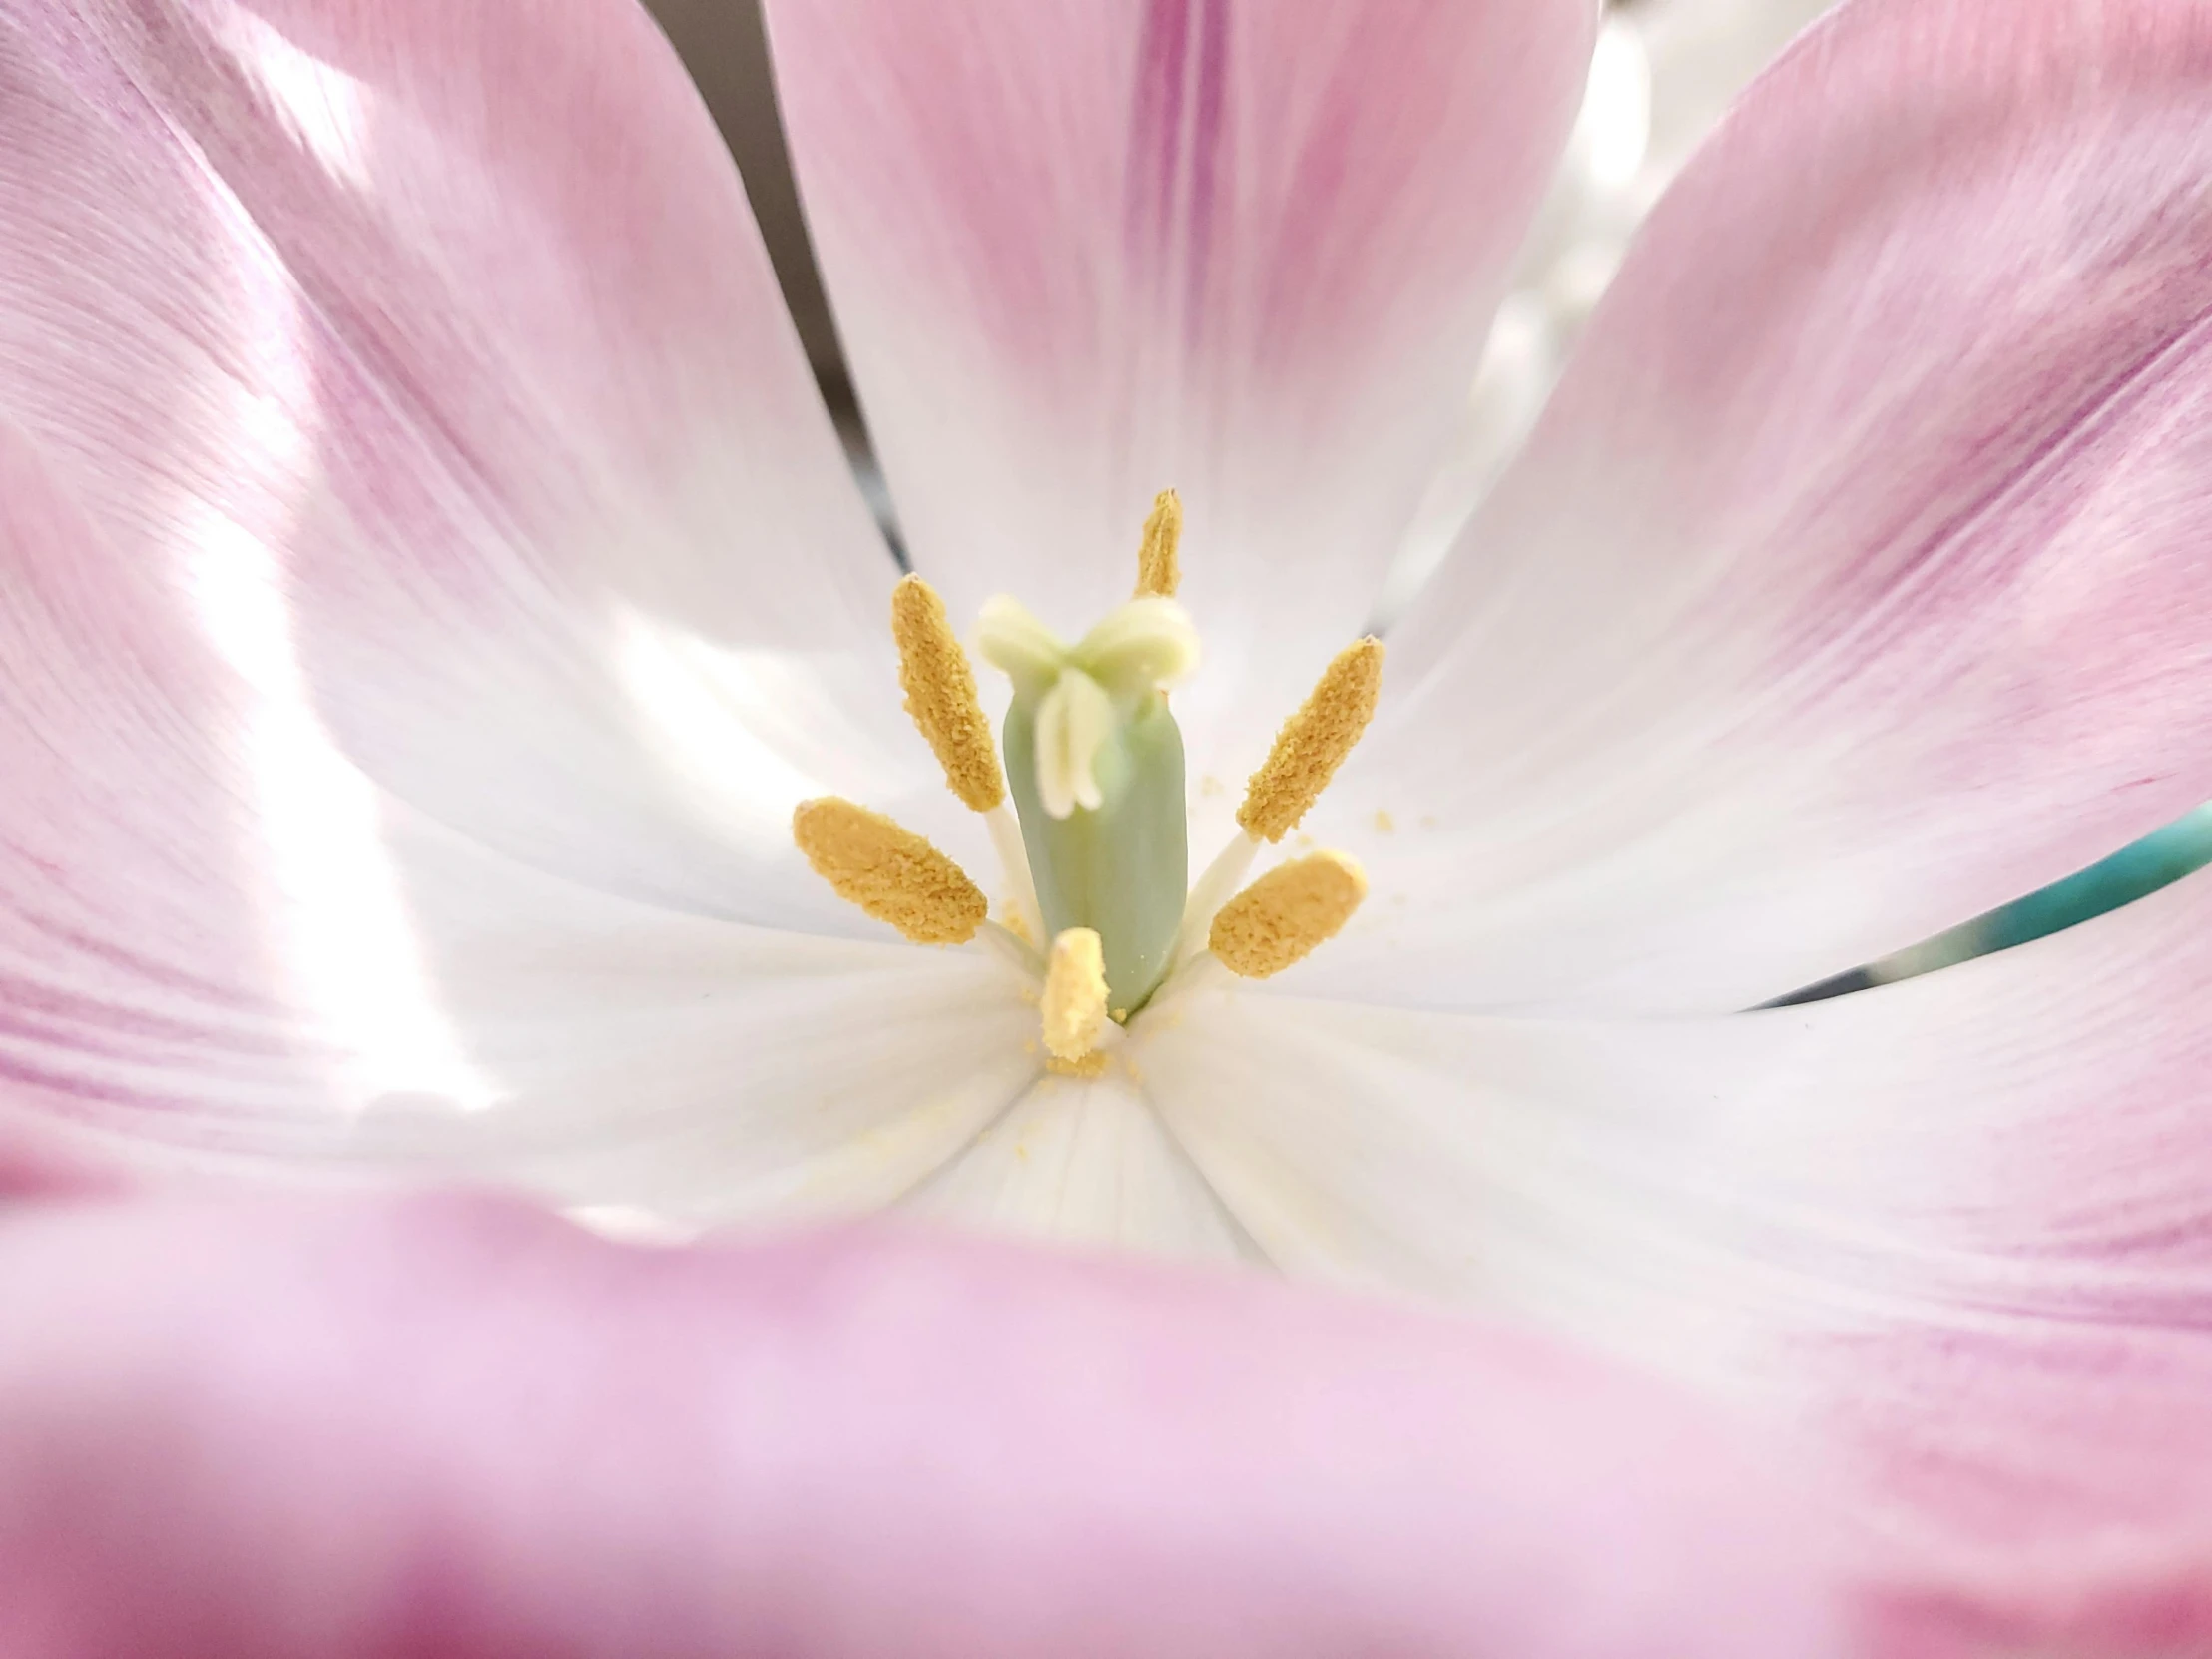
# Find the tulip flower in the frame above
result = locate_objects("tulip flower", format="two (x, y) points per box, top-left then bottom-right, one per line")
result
(5, 0), (2212, 1650)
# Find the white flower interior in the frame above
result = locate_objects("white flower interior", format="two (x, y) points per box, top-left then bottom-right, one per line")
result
(792, 491), (1382, 1072)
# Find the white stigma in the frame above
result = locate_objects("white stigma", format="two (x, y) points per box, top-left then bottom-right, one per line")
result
(975, 595), (1065, 694)
(977, 594), (1200, 821)
(1033, 666), (1116, 819)
(1075, 598), (1200, 698)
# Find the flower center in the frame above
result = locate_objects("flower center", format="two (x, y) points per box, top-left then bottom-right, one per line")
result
(975, 592), (1196, 1015)
(792, 490), (1382, 1073)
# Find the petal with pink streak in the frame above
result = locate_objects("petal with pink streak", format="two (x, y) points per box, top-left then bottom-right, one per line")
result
(0, 0), (947, 932)
(1297, 0), (2212, 1013)
(1139, 863), (2212, 1651)
(764, 0), (1594, 786)
(0, 415), (1033, 1217)
(0, 1192), (1846, 1658)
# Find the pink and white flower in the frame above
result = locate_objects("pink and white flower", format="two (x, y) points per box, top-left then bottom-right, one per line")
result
(5, 0), (2212, 1649)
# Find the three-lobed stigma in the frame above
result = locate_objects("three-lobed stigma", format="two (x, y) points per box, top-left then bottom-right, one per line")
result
(794, 490), (1381, 1072)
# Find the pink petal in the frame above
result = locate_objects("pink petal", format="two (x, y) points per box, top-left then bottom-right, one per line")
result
(1138, 863), (2212, 1651)
(763, 0), (1594, 781)
(0, 0), (932, 928)
(1300, 0), (2212, 1013)
(0, 1191), (1846, 1658)
(0, 407), (1032, 1215)
(0, 0), (1048, 1210)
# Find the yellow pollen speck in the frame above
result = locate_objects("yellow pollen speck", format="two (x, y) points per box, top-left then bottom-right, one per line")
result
(1041, 926), (1109, 1067)
(1134, 488), (1182, 599)
(890, 574), (1004, 813)
(1374, 810), (1395, 833)
(1209, 851), (1369, 978)
(1238, 637), (1383, 842)
(792, 797), (987, 945)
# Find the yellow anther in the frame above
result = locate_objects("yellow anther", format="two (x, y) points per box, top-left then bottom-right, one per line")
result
(792, 797), (987, 945)
(1237, 637), (1383, 842)
(1208, 851), (1368, 978)
(1134, 488), (1183, 599)
(891, 574), (1004, 813)
(1041, 926), (1110, 1071)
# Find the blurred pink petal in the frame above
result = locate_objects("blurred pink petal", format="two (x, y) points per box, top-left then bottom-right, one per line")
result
(1869, 1551), (2212, 1659)
(0, 1193), (1845, 1659)
(0, 0), (923, 928)
(763, 0), (1594, 789)
(1299, 0), (2212, 1013)
(1139, 859), (2212, 1651)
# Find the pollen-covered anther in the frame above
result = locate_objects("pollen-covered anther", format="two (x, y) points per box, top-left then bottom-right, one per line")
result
(792, 797), (988, 945)
(1208, 851), (1369, 978)
(891, 574), (1004, 813)
(1134, 488), (1182, 599)
(1237, 637), (1384, 843)
(1042, 927), (1111, 1076)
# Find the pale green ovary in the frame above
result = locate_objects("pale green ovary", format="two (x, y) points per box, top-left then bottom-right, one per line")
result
(978, 597), (1199, 1014)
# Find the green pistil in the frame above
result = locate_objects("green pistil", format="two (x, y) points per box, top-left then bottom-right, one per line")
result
(977, 594), (1200, 1017)
(1003, 689), (1188, 1016)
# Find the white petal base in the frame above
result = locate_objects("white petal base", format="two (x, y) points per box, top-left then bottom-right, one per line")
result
(904, 1069), (1260, 1265)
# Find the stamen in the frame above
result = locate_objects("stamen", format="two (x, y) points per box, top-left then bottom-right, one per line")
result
(1042, 926), (1110, 1074)
(1208, 851), (1369, 978)
(792, 797), (988, 945)
(891, 574), (1004, 813)
(986, 804), (1043, 943)
(1133, 488), (1183, 599)
(1237, 637), (1384, 842)
(1171, 830), (1260, 968)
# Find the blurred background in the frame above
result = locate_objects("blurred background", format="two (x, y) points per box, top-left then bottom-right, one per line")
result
(642, 0), (2212, 999)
